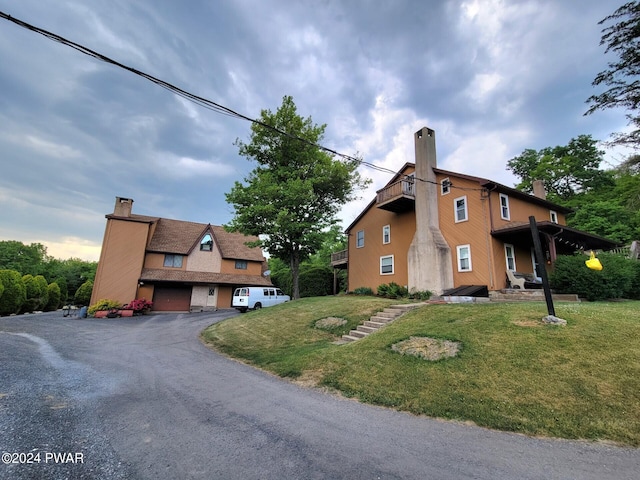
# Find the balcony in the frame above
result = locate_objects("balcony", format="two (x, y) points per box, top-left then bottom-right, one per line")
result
(331, 249), (348, 269)
(376, 179), (415, 213)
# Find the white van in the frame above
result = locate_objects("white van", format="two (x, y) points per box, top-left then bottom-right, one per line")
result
(232, 286), (291, 312)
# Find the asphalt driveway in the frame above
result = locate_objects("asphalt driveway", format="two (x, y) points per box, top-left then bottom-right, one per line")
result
(1, 310), (638, 479)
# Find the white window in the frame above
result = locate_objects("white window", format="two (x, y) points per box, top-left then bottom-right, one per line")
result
(441, 177), (451, 195)
(454, 196), (468, 223)
(380, 255), (394, 275)
(457, 245), (472, 272)
(550, 210), (558, 224)
(163, 254), (183, 268)
(356, 230), (364, 248)
(382, 225), (391, 244)
(504, 244), (516, 271)
(499, 193), (510, 220)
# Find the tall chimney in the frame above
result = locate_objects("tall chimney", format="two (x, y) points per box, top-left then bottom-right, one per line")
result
(532, 180), (546, 200)
(114, 197), (133, 217)
(407, 128), (453, 295)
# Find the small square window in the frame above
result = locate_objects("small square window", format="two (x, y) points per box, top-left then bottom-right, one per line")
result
(356, 230), (365, 248)
(550, 210), (558, 224)
(441, 178), (451, 195)
(235, 260), (247, 270)
(380, 255), (394, 275)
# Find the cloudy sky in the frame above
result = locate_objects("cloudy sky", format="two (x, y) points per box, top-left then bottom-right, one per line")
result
(0, 0), (632, 262)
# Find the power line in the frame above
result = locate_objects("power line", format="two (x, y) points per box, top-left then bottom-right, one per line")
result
(0, 10), (481, 191)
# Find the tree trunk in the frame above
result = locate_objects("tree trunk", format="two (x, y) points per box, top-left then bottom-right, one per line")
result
(290, 250), (301, 300)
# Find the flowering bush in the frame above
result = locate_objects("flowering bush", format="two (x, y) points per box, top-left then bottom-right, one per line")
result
(88, 299), (122, 316)
(123, 298), (153, 312)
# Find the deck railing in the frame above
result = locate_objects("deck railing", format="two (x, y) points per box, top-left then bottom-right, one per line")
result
(376, 179), (415, 204)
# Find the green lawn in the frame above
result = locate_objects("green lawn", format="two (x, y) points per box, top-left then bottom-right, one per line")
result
(201, 297), (640, 446)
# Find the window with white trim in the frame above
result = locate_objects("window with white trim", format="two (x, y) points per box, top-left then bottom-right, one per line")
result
(356, 230), (364, 248)
(441, 178), (451, 195)
(504, 244), (516, 271)
(499, 193), (510, 220)
(163, 254), (183, 268)
(454, 196), (468, 222)
(531, 248), (543, 279)
(550, 210), (558, 224)
(380, 255), (394, 275)
(382, 225), (390, 244)
(456, 245), (472, 272)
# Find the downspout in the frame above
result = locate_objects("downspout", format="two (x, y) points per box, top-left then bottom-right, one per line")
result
(480, 187), (494, 289)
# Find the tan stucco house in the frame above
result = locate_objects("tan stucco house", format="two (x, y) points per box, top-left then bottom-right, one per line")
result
(90, 197), (271, 311)
(336, 127), (618, 295)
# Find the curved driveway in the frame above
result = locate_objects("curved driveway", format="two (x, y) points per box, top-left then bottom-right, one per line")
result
(1, 311), (638, 479)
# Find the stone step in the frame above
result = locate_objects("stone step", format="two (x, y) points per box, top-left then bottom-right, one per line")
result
(369, 315), (395, 324)
(364, 320), (387, 329)
(377, 310), (398, 318)
(357, 325), (378, 334)
(348, 329), (368, 338)
(341, 335), (360, 342)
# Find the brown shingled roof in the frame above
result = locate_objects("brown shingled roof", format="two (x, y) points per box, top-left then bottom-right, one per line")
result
(140, 268), (272, 286)
(145, 218), (264, 261)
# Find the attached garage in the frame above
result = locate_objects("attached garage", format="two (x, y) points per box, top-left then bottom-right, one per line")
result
(152, 285), (192, 311)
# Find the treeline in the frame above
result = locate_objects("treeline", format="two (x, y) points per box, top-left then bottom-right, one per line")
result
(0, 240), (97, 315)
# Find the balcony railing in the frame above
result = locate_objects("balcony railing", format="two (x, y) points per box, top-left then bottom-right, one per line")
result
(331, 249), (348, 268)
(376, 179), (415, 212)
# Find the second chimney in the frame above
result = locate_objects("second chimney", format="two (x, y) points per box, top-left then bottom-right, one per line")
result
(114, 197), (134, 217)
(532, 180), (546, 200)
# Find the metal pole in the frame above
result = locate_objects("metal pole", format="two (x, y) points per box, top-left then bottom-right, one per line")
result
(529, 216), (555, 316)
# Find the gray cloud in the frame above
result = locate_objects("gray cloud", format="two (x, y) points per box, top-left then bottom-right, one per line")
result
(0, 0), (630, 260)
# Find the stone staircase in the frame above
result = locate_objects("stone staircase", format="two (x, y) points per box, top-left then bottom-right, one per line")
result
(341, 304), (423, 343)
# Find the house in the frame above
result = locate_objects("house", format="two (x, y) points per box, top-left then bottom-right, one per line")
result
(90, 197), (271, 311)
(335, 127), (619, 295)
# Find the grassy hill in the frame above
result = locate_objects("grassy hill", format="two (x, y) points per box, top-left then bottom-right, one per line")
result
(201, 297), (640, 446)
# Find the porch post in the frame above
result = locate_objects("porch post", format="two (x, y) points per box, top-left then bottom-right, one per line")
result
(529, 216), (555, 316)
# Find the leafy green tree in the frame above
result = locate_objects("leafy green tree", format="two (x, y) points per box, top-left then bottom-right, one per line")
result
(45, 282), (61, 311)
(0, 270), (27, 315)
(73, 280), (93, 306)
(568, 200), (638, 244)
(506, 135), (614, 202)
(586, 1), (640, 148)
(226, 96), (368, 299)
(0, 241), (49, 276)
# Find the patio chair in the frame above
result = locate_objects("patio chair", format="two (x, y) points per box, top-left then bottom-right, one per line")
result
(506, 270), (526, 289)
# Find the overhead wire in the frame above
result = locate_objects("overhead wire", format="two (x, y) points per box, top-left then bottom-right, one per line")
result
(0, 10), (487, 191)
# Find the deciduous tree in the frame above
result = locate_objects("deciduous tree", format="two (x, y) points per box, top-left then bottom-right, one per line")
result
(226, 96), (368, 299)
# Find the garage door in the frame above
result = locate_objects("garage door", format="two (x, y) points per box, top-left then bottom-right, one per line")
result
(152, 286), (192, 311)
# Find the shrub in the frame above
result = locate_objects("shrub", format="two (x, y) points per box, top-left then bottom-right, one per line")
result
(88, 299), (122, 316)
(74, 280), (93, 306)
(408, 289), (432, 301)
(21, 274), (49, 312)
(376, 282), (408, 299)
(352, 287), (374, 296)
(0, 269), (27, 315)
(123, 298), (153, 312)
(299, 265), (333, 297)
(45, 283), (61, 312)
(550, 253), (636, 301)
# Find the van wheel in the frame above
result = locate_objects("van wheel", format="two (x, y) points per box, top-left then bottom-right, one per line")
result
(254, 303), (262, 310)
